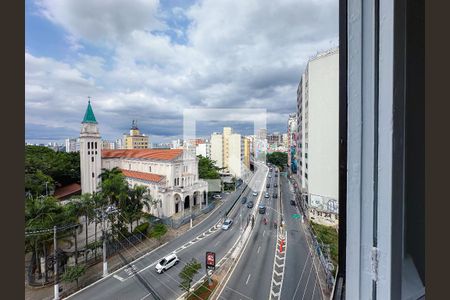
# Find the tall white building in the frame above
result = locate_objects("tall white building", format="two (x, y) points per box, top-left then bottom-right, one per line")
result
(210, 128), (246, 178)
(65, 138), (80, 153)
(296, 48), (339, 226)
(196, 142), (211, 158)
(210, 133), (223, 168)
(79, 101), (102, 194)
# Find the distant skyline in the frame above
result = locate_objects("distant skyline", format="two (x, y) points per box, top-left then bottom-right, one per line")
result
(26, 0), (338, 143)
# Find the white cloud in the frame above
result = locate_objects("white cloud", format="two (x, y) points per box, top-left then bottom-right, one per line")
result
(36, 0), (163, 45)
(26, 0), (338, 142)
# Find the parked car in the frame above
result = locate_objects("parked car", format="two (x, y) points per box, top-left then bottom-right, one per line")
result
(268, 174), (272, 178)
(290, 199), (296, 206)
(213, 194), (222, 200)
(266, 183), (270, 188)
(275, 174), (278, 177)
(155, 254), (179, 273)
(252, 191), (258, 196)
(247, 201), (254, 208)
(264, 192), (270, 198)
(258, 204), (266, 214)
(274, 183), (278, 187)
(241, 196), (247, 204)
(273, 192), (278, 198)
(222, 219), (233, 230)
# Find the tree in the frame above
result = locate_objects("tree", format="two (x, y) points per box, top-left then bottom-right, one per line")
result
(266, 152), (288, 170)
(25, 195), (78, 284)
(179, 258), (202, 294)
(197, 155), (222, 179)
(148, 223), (167, 244)
(61, 264), (86, 288)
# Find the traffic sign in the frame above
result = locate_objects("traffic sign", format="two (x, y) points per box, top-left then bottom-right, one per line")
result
(292, 214), (301, 219)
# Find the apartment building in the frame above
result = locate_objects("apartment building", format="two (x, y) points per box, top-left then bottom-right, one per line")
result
(123, 120), (150, 149)
(296, 48), (339, 226)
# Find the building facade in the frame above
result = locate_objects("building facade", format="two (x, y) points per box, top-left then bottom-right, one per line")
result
(296, 48), (339, 226)
(196, 142), (211, 158)
(123, 120), (150, 149)
(65, 138), (80, 153)
(287, 113), (298, 174)
(79, 101), (102, 194)
(79, 102), (208, 219)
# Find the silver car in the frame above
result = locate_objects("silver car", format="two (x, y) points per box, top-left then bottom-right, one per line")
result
(222, 219), (233, 230)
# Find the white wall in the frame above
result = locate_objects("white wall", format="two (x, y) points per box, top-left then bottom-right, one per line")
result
(228, 133), (242, 178)
(210, 134), (223, 168)
(307, 50), (339, 201)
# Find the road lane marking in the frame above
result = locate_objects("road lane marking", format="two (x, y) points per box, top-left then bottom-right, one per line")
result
(245, 273), (251, 285)
(301, 261), (314, 300)
(257, 246), (261, 254)
(113, 275), (125, 282)
(263, 230), (266, 237)
(292, 255), (311, 299)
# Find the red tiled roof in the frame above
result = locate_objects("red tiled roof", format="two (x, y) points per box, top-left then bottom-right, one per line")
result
(102, 149), (183, 161)
(54, 183), (81, 199)
(120, 169), (165, 183)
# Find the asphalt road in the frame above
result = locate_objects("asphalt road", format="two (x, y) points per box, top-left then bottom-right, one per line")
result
(280, 174), (322, 300)
(66, 163), (268, 300)
(220, 166), (278, 300)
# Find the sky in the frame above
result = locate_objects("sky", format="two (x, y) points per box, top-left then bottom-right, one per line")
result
(25, 0), (338, 144)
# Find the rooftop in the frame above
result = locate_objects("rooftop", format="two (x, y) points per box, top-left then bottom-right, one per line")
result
(120, 169), (165, 183)
(102, 149), (183, 161)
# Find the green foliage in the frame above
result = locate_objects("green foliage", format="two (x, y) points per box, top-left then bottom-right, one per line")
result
(25, 145), (80, 196)
(197, 155), (221, 179)
(179, 258), (202, 293)
(132, 222), (149, 235)
(266, 152), (288, 169)
(310, 222), (339, 267)
(148, 223), (167, 241)
(61, 264), (86, 286)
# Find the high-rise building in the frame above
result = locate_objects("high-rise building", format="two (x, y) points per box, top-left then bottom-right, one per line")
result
(210, 128), (247, 178)
(79, 100), (102, 194)
(210, 133), (223, 168)
(287, 113), (298, 174)
(296, 48), (339, 226)
(196, 142), (211, 158)
(243, 137), (251, 169)
(123, 120), (150, 149)
(65, 138), (80, 153)
(257, 128), (267, 140)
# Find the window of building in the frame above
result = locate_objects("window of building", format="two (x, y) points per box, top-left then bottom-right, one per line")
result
(149, 166), (152, 173)
(87, 142), (90, 149)
(129, 164), (131, 170)
(95, 142), (97, 149)
(91, 157), (94, 162)
(92, 172), (94, 178)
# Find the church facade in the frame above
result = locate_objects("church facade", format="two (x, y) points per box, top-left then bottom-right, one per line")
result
(79, 101), (209, 219)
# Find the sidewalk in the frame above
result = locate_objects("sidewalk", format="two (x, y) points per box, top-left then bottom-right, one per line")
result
(25, 199), (225, 300)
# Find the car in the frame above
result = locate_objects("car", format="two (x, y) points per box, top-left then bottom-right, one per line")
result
(155, 254), (179, 273)
(268, 174), (272, 178)
(274, 183), (278, 187)
(213, 194), (222, 200)
(241, 196), (247, 204)
(264, 192), (270, 198)
(275, 174), (278, 177)
(290, 199), (296, 206)
(273, 192), (278, 198)
(266, 183), (270, 188)
(252, 191), (258, 196)
(247, 201), (254, 208)
(270, 168), (273, 171)
(258, 204), (266, 214)
(222, 219), (233, 230)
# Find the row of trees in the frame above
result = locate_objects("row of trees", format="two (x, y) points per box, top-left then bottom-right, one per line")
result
(266, 151), (288, 170)
(25, 167), (160, 286)
(25, 145), (80, 197)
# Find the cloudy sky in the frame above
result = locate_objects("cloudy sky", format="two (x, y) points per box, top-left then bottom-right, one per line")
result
(25, 0), (338, 144)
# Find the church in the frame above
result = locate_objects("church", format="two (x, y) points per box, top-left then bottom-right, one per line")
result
(79, 101), (209, 219)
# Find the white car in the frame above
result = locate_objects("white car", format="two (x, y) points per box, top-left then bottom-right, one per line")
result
(213, 194), (222, 200)
(264, 192), (270, 198)
(252, 191), (258, 196)
(155, 253), (179, 274)
(222, 219), (233, 230)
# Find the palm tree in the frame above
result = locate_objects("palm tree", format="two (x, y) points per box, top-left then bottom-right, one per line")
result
(79, 193), (95, 263)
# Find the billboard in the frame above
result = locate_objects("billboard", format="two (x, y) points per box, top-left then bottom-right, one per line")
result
(206, 251), (215, 270)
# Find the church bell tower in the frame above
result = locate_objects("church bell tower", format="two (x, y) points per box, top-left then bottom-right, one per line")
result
(80, 98), (102, 194)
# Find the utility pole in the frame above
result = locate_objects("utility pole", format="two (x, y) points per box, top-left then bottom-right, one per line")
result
(102, 212), (108, 277)
(53, 226), (59, 300)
